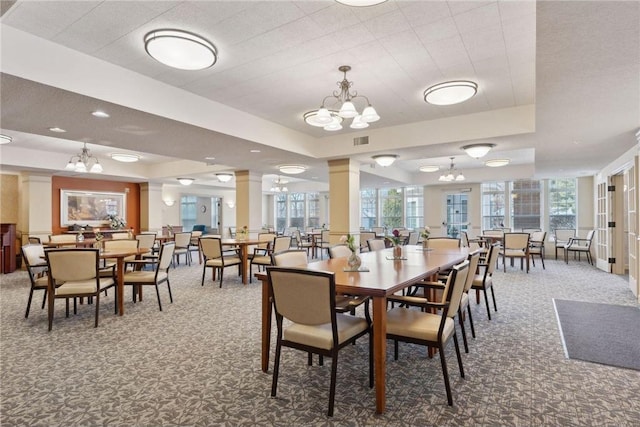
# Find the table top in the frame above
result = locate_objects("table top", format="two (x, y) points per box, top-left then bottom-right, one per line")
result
(220, 238), (262, 245)
(300, 245), (468, 297)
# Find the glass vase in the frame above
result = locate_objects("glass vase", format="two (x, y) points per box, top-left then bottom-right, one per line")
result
(423, 239), (429, 250)
(393, 244), (402, 259)
(347, 251), (361, 270)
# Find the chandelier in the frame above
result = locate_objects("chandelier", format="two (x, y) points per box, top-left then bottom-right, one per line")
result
(64, 143), (103, 173)
(270, 177), (289, 193)
(439, 157), (465, 182)
(304, 65), (380, 131)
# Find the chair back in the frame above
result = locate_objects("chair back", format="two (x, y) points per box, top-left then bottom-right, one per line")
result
(407, 231), (419, 245)
(273, 236), (292, 253)
(367, 239), (386, 251)
(463, 251), (481, 293)
(530, 230), (545, 243)
(173, 232), (192, 248)
(554, 228), (576, 242)
(483, 230), (503, 237)
(272, 250), (309, 267)
(191, 231), (203, 239)
(485, 243), (501, 275)
(21, 243), (46, 269)
(460, 231), (470, 247)
(320, 230), (330, 244)
(329, 244), (352, 259)
(446, 261), (470, 318)
(267, 268), (335, 326)
(360, 232), (376, 247)
(200, 237), (223, 260)
(45, 248), (98, 283)
(111, 232), (130, 240)
(136, 233), (156, 251)
(28, 236), (42, 244)
(585, 229), (596, 243)
(428, 237), (460, 249)
(292, 229), (304, 245)
(104, 239), (139, 252)
(503, 232), (529, 251)
(257, 232), (277, 250)
(372, 227), (384, 236)
(49, 234), (76, 243)
(158, 242), (176, 270)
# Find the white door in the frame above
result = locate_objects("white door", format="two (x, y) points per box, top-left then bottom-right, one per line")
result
(595, 180), (610, 271)
(627, 158), (638, 300)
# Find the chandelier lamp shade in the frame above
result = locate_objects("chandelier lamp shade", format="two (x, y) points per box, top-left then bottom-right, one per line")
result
(462, 143), (495, 159)
(177, 178), (195, 186)
(439, 157), (465, 182)
(424, 80), (478, 106)
(305, 65), (380, 131)
(278, 165), (307, 175)
(372, 154), (397, 167)
(216, 173), (233, 182)
(0, 134), (12, 145)
(271, 177), (289, 193)
(144, 29), (217, 71)
(64, 143), (103, 173)
(485, 159), (510, 167)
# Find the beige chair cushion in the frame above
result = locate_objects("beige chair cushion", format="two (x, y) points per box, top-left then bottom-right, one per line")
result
(252, 255), (271, 265)
(56, 278), (114, 295)
(124, 271), (167, 283)
(472, 274), (492, 289)
(205, 256), (241, 267)
(386, 307), (455, 342)
(284, 314), (368, 350)
(504, 249), (526, 257)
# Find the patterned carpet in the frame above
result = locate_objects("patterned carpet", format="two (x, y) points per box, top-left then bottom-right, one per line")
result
(1, 255), (639, 426)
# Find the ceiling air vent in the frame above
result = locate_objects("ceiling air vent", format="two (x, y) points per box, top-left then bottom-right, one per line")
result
(353, 136), (369, 146)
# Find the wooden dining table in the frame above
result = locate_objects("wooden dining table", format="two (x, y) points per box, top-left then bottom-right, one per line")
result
(220, 238), (262, 285)
(255, 244), (469, 414)
(100, 248), (148, 315)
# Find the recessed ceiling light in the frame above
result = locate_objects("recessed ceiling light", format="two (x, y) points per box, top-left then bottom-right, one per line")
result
(279, 164), (307, 174)
(91, 110), (110, 118)
(424, 80), (478, 105)
(250, 149), (261, 153)
(49, 127), (66, 133)
(144, 29), (217, 71)
(485, 159), (510, 168)
(0, 134), (12, 145)
(111, 153), (140, 163)
(419, 165), (439, 173)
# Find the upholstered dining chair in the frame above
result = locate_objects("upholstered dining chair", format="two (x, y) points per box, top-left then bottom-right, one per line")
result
(173, 232), (192, 266)
(427, 237), (460, 249)
(199, 237), (241, 288)
(28, 236), (42, 244)
(103, 239), (139, 276)
(48, 234), (77, 244)
(250, 236), (291, 283)
(471, 243), (500, 320)
(111, 232), (130, 240)
(317, 229), (331, 259)
(564, 230), (596, 265)
(529, 231), (547, 269)
(292, 229), (313, 256)
(554, 228), (576, 259)
(359, 232), (376, 252)
(386, 260), (469, 406)
(21, 243), (49, 318)
(44, 248), (116, 330)
(188, 230), (203, 263)
(123, 242), (175, 311)
(500, 232), (530, 272)
(267, 267), (372, 416)
(328, 244), (352, 259)
(407, 231), (419, 245)
(367, 238), (386, 252)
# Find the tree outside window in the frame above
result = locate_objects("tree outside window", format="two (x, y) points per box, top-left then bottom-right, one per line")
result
(481, 182), (505, 230)
(380, 188), (403, 229)
(289, 193), (305, 229)
(510, 179), (541, 230)
(360, 189), (377, 229)
(549, 178), (577, 230)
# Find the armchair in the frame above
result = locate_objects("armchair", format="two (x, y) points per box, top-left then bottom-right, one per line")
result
(564, 230), (595, 265)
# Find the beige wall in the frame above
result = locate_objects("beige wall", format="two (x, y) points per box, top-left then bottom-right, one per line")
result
(0, 173), (19, 224)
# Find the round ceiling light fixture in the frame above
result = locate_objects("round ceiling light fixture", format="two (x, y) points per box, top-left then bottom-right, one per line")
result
(0, 134), (12, 145)
(144, 29), (217, 71)
(424, 80), (478, 106)
(419, 165), (439, 173)
(278, 165), (307, 175)
(462, 143), (495, 159)
(336, 0), (388, 6)
(216, 173), (233, 182)
(111, 153), (140, 163)
(485, 159), (511, 168)
(91, 110), (110, 118)
(372, 154), (398, 167)
(177, 177), (195, 186)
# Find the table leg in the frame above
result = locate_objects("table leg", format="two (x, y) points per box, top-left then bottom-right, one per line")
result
(261, 276), (272, 372)
(372, 296), (387, 414)
(117, 258), (125, 316)
(240, 245), (249, 285)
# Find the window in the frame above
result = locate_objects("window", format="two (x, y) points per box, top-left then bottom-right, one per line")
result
(275, 193), (287, 233)
(180, 196), (197, 231)
(360, 189), (377, 229)
(307, 192), (320, 228)
(510, 179), (541, 230)
(481, 182), (506, 230)
(445, 193), (468, 237)
(379, 188), (403, 229)
(549, 178), (577, 230)
(289, 193), (305, 229)
(405, 186), (424, 229)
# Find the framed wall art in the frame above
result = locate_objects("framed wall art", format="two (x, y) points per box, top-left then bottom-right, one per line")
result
(61, 190), (126, 227)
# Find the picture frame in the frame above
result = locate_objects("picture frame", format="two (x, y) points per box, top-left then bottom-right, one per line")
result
(61, 190), (126, 227)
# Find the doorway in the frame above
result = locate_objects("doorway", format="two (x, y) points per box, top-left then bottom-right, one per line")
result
(444, 193), (468, 238)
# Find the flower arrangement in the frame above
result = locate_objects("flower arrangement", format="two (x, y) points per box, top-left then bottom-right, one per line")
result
(106, 214), (126, 229)
(421, 226), (431, 240)
(339, 234), (357, 253)
(94, 230), (104, 242)
(385, 229), (403, 246)
(237, 225), (249, 239)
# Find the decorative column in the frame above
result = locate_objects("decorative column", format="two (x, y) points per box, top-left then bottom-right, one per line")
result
(18, 173), (52, 244)
(140, 182), (164, 233)
(328, 159), (360, 246)
(235, 170), (262, 237)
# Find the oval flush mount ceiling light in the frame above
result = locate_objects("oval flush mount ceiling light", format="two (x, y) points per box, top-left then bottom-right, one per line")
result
(419, 165), (439, 173)
(216, 173), (233, 182)
(0, 134), (12, 145)
(144, 29), (217, 70)
(485, 159), (510, 168)
(177, 177), (195, 186)
(424, 80), (478, 106)
(111, 153), (140, 163)
(372, 154), (398, 167)
(336, 0), (388, 6)
(462, 143), (495, 159)
(278, 165), (307, 174)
